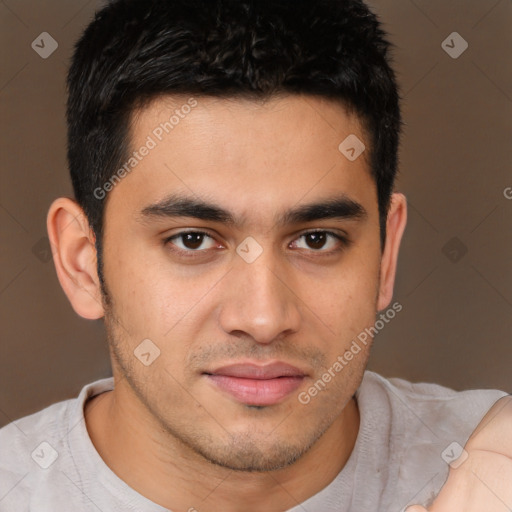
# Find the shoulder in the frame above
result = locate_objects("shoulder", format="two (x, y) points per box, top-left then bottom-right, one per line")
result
(359, 370), (508, 427)
(355, 371), (509, 508)
(359, 370), (508, 446)
(0, 377), (114, 465)
(0, 397), (73, 509)
(356, 370), (508, 451)
(0, 378), (114, 508)
(0, 397), (73, 468)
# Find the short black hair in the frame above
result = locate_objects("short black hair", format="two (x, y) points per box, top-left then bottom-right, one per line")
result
(67, 0), (402, 285)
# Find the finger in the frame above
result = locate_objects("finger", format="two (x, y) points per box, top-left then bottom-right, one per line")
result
(427, 450), (512, 512)
(414, 396), (512, 512)
(466, 396), (512, 453)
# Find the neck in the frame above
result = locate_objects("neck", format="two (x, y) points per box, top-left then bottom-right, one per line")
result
(84, 378), (359, 512)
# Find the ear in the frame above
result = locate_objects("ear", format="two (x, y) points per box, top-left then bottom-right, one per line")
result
(47, 198), (104, 319)
(376, 192), (407, 311)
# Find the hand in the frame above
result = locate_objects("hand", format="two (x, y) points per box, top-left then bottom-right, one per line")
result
(407, 396), (512, 512)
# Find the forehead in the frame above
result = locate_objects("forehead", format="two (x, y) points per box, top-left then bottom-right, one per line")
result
(105, 94), (376, 226)
(131, 93), (368, 163)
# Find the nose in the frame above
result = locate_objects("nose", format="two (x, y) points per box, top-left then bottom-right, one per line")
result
(218, 250), (301, 345)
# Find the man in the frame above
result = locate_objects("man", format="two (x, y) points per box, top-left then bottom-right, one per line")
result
(0, 0), (510, 510)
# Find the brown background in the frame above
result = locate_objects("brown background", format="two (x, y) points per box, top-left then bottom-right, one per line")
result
(0, 0), (511, 428)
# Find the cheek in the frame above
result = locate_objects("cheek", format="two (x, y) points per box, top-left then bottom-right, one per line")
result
(103, 242), (222, 343)
(102, 241), (176, 334)
(309, 253), (380, 334)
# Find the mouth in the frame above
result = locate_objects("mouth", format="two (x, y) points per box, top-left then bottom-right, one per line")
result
(203, 362), (307, 406)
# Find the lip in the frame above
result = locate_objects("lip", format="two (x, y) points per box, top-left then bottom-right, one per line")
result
(204, 362), (307, 406)
(208, 362), (306, 379)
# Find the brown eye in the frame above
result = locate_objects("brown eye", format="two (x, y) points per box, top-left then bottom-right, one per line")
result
(291, 231), (346, 252)
(180, 233), (206, 249)
(167, 231), (216, 252)
(304, 232), (328, 250)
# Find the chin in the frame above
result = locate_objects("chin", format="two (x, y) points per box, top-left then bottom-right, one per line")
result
(185, 430), (318, 473)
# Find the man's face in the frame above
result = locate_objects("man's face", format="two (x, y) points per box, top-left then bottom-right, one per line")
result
(100, 94), (383, 471)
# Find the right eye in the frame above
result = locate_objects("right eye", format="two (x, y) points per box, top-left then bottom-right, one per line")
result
(165, 231), (221, 255)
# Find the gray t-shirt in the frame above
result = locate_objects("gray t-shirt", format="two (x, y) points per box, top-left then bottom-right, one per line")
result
(0, 371), (506, 511)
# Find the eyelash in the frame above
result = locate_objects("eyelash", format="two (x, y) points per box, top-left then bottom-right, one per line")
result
(164, 230), (351, 258)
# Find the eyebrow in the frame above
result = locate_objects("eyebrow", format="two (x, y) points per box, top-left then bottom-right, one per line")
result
(138, 193), (367, 227)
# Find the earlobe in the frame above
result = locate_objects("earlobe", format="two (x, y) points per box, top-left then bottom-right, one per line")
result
(376, 192), (407, 311)
(46, 198), (104, 320)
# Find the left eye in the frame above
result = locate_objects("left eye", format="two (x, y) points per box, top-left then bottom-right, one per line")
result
(290, 231), (344, 251)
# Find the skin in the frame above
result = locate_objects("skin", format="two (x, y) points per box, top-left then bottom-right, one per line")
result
(47, 94), (408, 511)
(407, 396), (512, 511)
